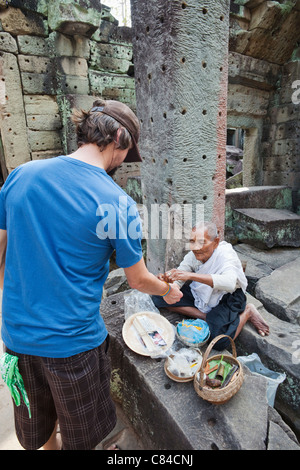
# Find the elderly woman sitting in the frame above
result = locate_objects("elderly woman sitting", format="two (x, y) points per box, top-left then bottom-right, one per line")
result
(152, 222), (269, 351)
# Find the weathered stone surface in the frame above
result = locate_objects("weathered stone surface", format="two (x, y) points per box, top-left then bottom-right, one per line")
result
(0, 31), (17, 53)
(0, 7), (48, 36)
(18, 54), (52, 74)
(89, 70), (135, 105)
(237, 293), (300, 437)
(48, 0), (102, 37)
(21, 71), (54, 95)
(131, 0), (230, 272)
(268, 421), (300, 450)
(228, 51), (280, 91)
(57, 93), (95, 154)
(0, 51), (31, 171)
(47, 31), (90, 58)
(255, 258), (300, 324)
(89, 41), (133, 74)
(17, 35), (50, 56)
(103, 268), (129, 297)
(9, 0), (48, 17)
(227, 83), (270, 116)
(232, 207), (300, 248)
(27, 129), (62, 152)
(24, 95), (61, 131)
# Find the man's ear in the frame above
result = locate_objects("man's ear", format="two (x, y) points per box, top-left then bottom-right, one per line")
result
(214, 237), (220, 248)
(115, 127), (124, 146)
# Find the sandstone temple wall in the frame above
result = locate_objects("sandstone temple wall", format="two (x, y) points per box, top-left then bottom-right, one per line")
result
(0, 0), (139, 186)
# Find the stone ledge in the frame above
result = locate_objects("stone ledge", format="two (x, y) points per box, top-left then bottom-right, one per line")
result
(101, 291), (300, 450)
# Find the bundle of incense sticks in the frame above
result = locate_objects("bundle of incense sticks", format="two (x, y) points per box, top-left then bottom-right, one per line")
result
(132, 317), (159, 353)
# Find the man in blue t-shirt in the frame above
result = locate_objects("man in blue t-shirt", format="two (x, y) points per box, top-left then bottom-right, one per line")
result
(0, 99), (182, 450)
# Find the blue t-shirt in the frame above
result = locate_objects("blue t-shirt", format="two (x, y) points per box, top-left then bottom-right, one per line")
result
(0, 156), (143, 357)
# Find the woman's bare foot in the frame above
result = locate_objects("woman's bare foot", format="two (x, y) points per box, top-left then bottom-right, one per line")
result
(245, 303), (269, 337)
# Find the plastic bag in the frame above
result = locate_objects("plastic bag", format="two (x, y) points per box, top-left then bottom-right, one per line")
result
(0, 353), (31, 418)
(176, 319), (210, 346)
(237, 353), (286, 407)
(124, 289), (160, 320)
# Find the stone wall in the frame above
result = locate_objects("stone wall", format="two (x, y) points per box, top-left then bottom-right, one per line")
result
(228, 0), (300, 212)
(0, 0), (137, 183)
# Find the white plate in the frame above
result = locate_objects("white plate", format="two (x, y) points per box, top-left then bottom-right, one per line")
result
(122, 311), (175, 356)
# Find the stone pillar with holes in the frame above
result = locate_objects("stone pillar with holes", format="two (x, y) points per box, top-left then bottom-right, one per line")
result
(131, 0), (230, 273)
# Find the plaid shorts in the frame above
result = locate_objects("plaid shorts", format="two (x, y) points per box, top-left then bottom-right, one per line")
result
(5, 337), (117, 450)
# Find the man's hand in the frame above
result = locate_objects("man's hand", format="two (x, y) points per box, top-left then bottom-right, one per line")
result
(163, 282), (183, 304)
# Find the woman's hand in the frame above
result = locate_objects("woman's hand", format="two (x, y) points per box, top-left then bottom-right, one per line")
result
(164, 269), (191, 283)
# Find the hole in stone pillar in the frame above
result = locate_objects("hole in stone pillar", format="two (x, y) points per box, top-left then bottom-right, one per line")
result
(202, 8), (207, 14)
(164, 383), (171, 389)
(220, 15), (224, 21)
(183, 158), (187, 162)
(202, 110), (207, 115)
(202, 61), (207, 68)
(163, 112), (167, 119)
(203, 195), (207, 200)
(146, 26), (150, 33)
(181, 57), (186, 63)
(202, 155), (207, 159)
(181, 108), (187, 115)
(161, 64), (166, 72)
(148, 73), (152, 80)
(182, 2), (187, 9)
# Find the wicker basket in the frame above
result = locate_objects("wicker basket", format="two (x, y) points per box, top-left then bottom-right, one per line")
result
(194, 334), (244, 405)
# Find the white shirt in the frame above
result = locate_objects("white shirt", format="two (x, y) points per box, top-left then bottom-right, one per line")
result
(175, 241), (247, 314)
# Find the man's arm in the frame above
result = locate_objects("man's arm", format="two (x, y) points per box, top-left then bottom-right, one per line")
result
(0, 229), (7, 290)
(124, 257), (183, 304)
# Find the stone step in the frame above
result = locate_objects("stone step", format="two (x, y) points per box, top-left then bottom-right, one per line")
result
(232, 208), (300, 249)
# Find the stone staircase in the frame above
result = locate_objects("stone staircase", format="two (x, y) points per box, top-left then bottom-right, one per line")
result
(225, 186), (300, 249)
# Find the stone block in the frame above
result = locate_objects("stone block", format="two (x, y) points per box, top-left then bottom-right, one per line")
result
(0, 51), (30, 171)
(0, 7), (48, 36)
(227, 83), (269, 116)
(27, 129), (62, 152)
(248, 1), (283, 31)
(228, 51), (280, 91)
(89, 41), (132, 74)
(0, 31), (17, 53)
(92, 20), (132, 45)
(232, 207), (300, 248)
(24, 94), (59, 115)
(9, 0), (48, 17)
(47, 0), (102, 37)
(226, 185), (293, 211)
(88, 70), (135, 104)
(18, 54), (51, 74)
(24, 94), (62, 132)
(55, 74), (90, 95)
(47, 32), (90, 58)
(21, 71), (54, 95)
(54, 56), (88, 77)
(31, 150), (61, 160)
(255, 258), (300, 324)
(17, 35), (50, 56)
